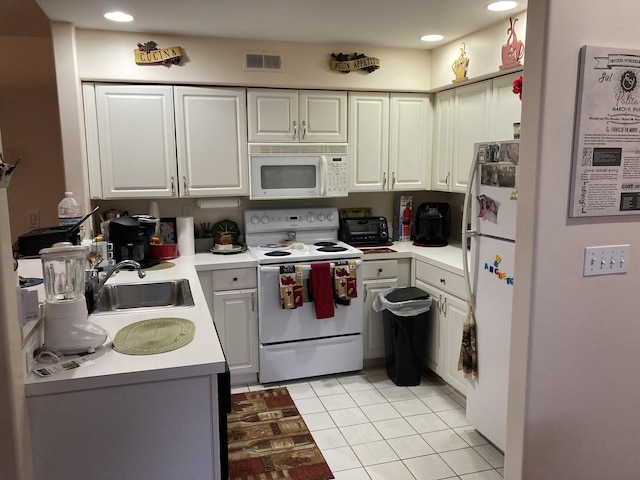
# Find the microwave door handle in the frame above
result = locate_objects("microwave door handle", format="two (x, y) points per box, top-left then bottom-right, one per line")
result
(320, 156), (327, 196)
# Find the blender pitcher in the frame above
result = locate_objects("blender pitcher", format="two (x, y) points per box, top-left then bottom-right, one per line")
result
(40, 242), (107, 354)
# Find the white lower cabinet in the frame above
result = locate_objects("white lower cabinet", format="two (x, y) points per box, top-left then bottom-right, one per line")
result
(414, 259), (468, 395)
(199, 268), (258, 376)
(362, 258), (411, 360)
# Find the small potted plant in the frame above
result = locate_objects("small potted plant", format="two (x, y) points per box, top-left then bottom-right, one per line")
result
(194, 222), (215, 252)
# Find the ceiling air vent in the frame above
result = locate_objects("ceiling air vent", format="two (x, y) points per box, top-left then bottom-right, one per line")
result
(244, 51), (284, 72)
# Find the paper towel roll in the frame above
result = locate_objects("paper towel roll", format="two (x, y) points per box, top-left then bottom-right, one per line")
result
(177, 216), (195, 256)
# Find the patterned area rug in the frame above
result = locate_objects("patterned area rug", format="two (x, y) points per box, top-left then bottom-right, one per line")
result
(228, 387), (334, 480)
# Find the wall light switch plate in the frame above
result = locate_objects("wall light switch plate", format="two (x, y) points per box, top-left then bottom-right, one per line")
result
(583, 244), (630, 276)
(182, 204), (194, 217)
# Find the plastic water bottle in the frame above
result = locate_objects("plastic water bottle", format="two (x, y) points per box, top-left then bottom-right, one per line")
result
(57, 192), (83, 226)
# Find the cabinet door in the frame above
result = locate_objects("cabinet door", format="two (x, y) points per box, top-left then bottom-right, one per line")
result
(389, 93), (431, 191)
(348, 92), (389, 192)
(175, 87), (248, 197)
(415, 279), (443, 375)
(452, 80), (492, 193)
(213, 289), (258, 375)
(491, 72), (523, 141)
(95, 84), (177, 198)
(363, 279), (397, 360)
(431, 90), (454, 191)
(299, 90), (347, 143)
(247, 89), (298, 142)
(440, 293), (468, 395)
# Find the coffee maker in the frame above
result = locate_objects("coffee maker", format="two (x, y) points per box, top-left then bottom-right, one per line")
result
(414, 202), (451, 246)
(109, 216), (158, 268)
(40, 242), (107, 354)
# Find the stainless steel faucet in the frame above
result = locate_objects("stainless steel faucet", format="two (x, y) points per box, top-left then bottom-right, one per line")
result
(86, 260), (146, 312)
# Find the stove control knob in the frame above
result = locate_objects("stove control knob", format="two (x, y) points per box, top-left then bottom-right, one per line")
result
(327, 212), (336, 221)
(318, 213), (326, 222)
(306, 213), (315, 223)
(250, 215), (260, 224)
(261, 215), (270, 224)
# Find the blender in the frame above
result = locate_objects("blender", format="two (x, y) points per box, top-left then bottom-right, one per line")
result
(40, 242), (107, 354)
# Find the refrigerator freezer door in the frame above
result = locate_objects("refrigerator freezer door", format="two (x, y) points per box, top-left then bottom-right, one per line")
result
(465, 235), (515, 452)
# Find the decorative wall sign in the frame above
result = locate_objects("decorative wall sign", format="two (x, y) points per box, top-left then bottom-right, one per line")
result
(499, 17), (524, 70)
(570, 45), (640, 217)
(330, 53), (380, 73)
(452, 43), (470, 83)
(134, 41), (183, 65)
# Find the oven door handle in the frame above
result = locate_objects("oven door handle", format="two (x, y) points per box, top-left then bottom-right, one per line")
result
(259, 259), (363, 273)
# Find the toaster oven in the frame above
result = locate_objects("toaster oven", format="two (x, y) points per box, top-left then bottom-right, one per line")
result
(339, 217), (390, 246)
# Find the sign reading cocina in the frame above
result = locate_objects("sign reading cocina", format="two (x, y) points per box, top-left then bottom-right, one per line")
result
(134, 42), (183, 65)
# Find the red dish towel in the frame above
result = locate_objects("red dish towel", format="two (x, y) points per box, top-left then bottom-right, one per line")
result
(310, 263), (335, 319)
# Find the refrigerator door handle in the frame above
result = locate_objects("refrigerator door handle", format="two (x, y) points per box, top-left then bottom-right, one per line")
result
(462, 149), (480, 308)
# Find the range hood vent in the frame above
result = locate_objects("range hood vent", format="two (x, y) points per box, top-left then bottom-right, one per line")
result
(244, 51), (283, 72)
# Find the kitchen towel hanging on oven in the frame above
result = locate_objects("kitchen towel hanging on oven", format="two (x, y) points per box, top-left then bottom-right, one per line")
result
(279, 265), (303, 309)
(334, 260), (358, 305)
(310, 263), (335, 319)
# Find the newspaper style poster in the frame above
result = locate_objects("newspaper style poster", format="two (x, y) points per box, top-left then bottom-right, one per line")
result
(570, 45), (640, 217)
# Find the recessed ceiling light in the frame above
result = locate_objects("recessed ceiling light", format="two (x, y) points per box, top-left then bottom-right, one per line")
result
(420, 34), (444, 42)
(486, 1), (518, 11)
(104, 11), (134, 22)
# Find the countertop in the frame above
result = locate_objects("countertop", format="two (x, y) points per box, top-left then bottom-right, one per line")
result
(23, 243), (464, 396)
(24, 251), (257, 397)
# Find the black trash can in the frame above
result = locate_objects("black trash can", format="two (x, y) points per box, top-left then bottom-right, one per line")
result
(377, 287), (432, 386)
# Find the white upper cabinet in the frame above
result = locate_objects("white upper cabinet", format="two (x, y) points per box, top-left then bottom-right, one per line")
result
(174, 86), (248, 197)
(349, 92), (390, 191)
(86, 84), (248, 199)
(93, 84), (177, 199)
(432, 73), (521, 193)
(389, 93), (431, 191)
(349, 92), (430, 192)
(452, 80), (492, 193)
(247, 89), (347, 143)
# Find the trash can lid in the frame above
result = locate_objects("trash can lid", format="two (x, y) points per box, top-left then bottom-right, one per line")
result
(385, 287), (430, 303)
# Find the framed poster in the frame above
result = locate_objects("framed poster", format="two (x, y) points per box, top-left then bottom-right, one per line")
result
(570, 45), (640, 217)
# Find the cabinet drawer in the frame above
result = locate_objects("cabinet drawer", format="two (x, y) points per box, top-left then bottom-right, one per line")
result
(212, 268), (257, 290)
(363, 260), (398, 280)
(415, 261), (465, 299)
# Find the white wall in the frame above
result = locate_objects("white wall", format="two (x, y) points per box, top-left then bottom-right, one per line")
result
(506, 1), (640, 478)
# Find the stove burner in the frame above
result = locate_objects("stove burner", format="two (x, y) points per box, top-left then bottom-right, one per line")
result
(317, 246), (348, 253)
(264, 251), (292, 257)
(314, 241), (338, 247)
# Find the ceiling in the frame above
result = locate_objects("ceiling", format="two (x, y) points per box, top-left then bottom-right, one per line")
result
(9, 0), (526, 50)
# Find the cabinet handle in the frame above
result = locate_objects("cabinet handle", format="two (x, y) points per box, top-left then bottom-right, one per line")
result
(440, 278), (446, 285)
(233, 277), (238, 281)
(437, 294), (444, 314)
(292, 121), (297, 140)
(445, 172), (450, 187)
(302, 120), (307, 139)
(392, 172), (396, 188)
(442, 297), (448, 316)
(251, 292), (256, 311)
(183, 176), (188, 196)
(382, 172), (387, 188)
(378, 268), (383, 273)
(170, 177), (176, 196)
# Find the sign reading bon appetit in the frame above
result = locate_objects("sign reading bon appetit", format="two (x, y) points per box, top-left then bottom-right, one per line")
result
(330, 53), (380, 74)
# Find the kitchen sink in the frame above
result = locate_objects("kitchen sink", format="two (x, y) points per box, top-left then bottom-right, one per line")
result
(93, 279), (195, 313)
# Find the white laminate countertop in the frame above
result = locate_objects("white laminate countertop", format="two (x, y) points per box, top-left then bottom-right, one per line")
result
(23, 243), (465, 397)
(24, 251), (258, 397)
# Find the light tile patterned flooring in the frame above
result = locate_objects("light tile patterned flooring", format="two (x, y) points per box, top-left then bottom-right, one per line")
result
(231, 367), (504, 480)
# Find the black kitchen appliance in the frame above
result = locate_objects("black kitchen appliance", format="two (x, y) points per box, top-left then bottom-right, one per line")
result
(339, 216), (390, 246)
(18, 206), (100, 257)
(109, 216), (158, 268)
(414, 202), (451, 247)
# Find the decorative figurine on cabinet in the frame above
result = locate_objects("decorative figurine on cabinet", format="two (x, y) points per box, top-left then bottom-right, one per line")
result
(452, 43), (470, 83)
(499, 17), (524, 70)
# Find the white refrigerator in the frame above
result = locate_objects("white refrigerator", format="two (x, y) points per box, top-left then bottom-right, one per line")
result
(462, 140), (519, 452)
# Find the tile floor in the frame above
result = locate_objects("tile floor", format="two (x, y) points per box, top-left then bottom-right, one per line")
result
(231, 367), (504, 480)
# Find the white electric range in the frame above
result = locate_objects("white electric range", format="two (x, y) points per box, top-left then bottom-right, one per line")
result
(244, 207), (364, 384)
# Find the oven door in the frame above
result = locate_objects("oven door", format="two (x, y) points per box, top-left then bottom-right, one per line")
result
(249, 155), (322, 199)
(258, 259), (364, 344)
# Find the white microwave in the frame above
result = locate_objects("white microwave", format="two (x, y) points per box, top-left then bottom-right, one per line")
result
(248, 147), (349, 200)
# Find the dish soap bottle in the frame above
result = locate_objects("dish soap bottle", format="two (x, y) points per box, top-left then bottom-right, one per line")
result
(57, 192), (83, 226)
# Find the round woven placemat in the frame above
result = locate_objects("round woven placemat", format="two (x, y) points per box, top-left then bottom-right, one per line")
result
(113, 317), (195, 355)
